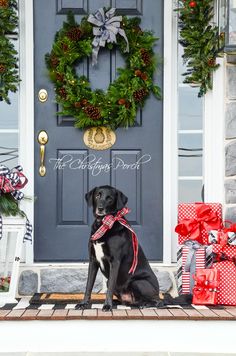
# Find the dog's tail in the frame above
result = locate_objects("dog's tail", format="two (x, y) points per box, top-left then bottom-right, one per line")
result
(162, 293), (192, 306)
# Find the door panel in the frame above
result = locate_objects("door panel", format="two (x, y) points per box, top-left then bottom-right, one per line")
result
(34, 0), (163, 262)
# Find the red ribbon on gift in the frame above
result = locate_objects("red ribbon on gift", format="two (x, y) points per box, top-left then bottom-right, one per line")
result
(192, 270), (219, 304)
(175, 203), (222, 244)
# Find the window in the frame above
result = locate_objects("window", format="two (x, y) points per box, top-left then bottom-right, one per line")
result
(177, 43), (204, 203)
(0, 37), (19, 168)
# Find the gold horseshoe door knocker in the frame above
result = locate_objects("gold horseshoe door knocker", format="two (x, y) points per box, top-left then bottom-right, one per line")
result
(37, 130), (49, 177)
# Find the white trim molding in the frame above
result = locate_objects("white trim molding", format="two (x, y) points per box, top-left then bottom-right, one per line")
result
(163, 0), (178, 264)
(18, 0), (34, 265)
(204, 57), (225, 204)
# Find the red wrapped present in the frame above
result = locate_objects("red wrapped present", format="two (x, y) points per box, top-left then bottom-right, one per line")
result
(177, 241), (212, 294)
(192, 269), (220, 305)
(211, 244), (236, 305)
(175, 203), (222, 245)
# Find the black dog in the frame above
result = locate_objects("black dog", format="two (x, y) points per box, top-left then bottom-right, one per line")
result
(76, 185), (190, 311)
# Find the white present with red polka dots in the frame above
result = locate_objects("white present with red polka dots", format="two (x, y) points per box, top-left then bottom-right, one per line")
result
(178, 203), (222, 245)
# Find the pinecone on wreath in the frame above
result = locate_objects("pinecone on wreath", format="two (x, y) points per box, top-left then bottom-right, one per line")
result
(0, 64), (6, 74)
(61, 43), (69, 52)
(140, 48), (151, 66)
(58, 87), (67, 99)
(0, 0), (8, 7)
(50, 55), (59, 68)
(74, 101), (81, 108)
(67, 27), (82, 41)
(207, 58), (216, 67)
(84, 105), (101, 120)
(133, 88), (148, 102)
(56, 73), (65, 82)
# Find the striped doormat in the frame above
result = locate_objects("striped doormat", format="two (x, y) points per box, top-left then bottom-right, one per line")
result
(29, 293), (117, 305)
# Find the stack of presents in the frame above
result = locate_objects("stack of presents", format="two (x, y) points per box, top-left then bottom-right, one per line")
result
(175, 202), (236, 305)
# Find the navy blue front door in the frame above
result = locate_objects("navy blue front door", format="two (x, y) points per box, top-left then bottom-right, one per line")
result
(34, 0), (163, 262)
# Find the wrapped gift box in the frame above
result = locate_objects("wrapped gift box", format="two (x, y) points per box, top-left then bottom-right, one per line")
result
(176, 203), (222, 245)
(211, 244), (236, 305)
(177, 244), (208, 294)
(192, 268), (220, 305)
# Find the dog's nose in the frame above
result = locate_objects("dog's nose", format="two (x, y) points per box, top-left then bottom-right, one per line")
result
(98, 207), (104, 212)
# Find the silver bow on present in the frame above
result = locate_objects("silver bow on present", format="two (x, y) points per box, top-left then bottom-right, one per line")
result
(88, 7), (129, 66)
(208, 230), (236, 246)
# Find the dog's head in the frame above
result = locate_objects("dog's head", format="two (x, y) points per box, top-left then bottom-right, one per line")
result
(85, 185), (128, 217)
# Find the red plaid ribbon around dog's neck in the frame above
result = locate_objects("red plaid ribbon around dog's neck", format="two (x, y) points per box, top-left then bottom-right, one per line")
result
(91, 207), (138, 274)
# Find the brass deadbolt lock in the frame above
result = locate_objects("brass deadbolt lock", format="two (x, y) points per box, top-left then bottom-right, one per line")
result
(38, 89), (48, 103)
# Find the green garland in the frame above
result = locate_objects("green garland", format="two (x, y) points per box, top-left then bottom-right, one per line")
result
(45, 10), (161, 130)
(0, 193), (25, 217)
(0, 0), (20, 104)
(176, 0), (223, 97)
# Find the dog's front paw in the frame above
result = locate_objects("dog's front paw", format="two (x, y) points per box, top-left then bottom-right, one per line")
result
(102, 303), (112, 312)
(75, 301), (90, 310)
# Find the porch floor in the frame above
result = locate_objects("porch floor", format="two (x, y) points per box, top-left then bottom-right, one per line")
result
(1, 298), (236, 321)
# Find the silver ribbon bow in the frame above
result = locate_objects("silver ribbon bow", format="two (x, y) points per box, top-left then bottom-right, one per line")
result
(88, 7), (129, 66)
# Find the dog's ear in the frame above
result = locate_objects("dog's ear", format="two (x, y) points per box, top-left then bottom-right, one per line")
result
(116, 189), (128, 210)
(85, 187), (97, 207)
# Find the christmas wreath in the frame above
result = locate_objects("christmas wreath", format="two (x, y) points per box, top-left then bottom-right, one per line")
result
(45, 8), (161, 130)
(0, 0), (20, 104)
(176, 0), (223, 97)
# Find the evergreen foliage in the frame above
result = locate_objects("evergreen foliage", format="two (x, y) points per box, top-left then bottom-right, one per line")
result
(177, 0), (223, 97)
(0, 0), (20, 104)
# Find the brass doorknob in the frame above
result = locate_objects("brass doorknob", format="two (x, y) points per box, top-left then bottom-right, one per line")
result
(37, 130), (49, 177)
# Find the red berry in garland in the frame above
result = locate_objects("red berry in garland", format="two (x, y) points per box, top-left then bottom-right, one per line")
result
(189, 1), (197, 8)
(118, 98), (126, 105)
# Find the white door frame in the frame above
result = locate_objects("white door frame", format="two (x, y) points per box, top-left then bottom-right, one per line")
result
(18, 0), (225, 266)
(19, 0), (34, 265)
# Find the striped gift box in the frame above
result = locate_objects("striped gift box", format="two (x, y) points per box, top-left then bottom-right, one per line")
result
(177, 245), (208, 294)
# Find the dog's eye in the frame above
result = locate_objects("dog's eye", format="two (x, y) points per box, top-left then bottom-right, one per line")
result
(106, 197), (113, 203)
(95, 193), (101, 199)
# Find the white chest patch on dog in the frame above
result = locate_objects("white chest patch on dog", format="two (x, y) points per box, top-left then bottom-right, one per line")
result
(93, 241), (105, 271)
